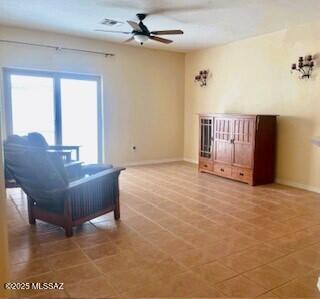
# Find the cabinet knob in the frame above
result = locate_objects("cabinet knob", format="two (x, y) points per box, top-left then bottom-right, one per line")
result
(220, 168), (224, 172)
(240, 172), (244, 176)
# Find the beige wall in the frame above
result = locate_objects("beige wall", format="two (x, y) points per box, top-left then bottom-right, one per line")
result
(0, 25), (185, 165)
(184, 21), (320, 192)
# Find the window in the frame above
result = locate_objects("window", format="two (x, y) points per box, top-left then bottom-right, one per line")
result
(3, 68), (103, 164)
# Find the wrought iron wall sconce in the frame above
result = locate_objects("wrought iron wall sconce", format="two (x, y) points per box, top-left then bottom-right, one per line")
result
(195, 70), (209, 87)
(291, 55), (315, 79)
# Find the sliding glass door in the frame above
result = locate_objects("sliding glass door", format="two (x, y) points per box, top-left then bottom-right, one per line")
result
(3, 69), (102, 164)
(60, 78), (99, 164)
(9, 74), (55, 144)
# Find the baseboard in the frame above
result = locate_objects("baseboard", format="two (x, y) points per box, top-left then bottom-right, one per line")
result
(120, 158), (184, 167)
(276, 178), (320, 194)
(183, 158), (198, 164)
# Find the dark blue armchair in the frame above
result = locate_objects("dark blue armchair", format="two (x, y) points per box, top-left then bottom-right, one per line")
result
(4, 134), (125, 237)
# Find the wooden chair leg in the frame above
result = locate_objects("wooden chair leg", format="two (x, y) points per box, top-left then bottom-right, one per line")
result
(114, 197), (120, 220)
(114, 209), (120, 220)
(27, 196), (36, 225)
(65, 225), (73, 237)
(64, 197), (73, 237)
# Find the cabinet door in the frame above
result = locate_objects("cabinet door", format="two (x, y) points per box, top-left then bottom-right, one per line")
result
(199, 116), (213, 160)
(232, 118), (255, 168)
(213, 117), (233, 164)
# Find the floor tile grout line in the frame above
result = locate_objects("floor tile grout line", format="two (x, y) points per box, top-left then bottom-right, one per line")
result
(120, 165), (320, 294)
(122, 172), (320, 253)
(125, 167), (265, 209)
(123, 169), (320, 243)
(116, 172), (293, 290)
(131, 164), (319, 211)
(122, 179), (285, 249)
(123, 169), (301, 228)
(134, 170), (314, 219)
(137, 165), (301, 204)
(52, 237), (122, 298)
(7, 162), (320, 298)
(123, 178), (256, 231)
(124, 168), (320, 243)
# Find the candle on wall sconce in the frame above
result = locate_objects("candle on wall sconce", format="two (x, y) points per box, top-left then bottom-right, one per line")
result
(194, 69), (210, 87)
(291, 55), (315, 79)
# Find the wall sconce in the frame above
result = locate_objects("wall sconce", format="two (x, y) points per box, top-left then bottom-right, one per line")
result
(291, 55), (315, 79)
(194, 70), (209, 87)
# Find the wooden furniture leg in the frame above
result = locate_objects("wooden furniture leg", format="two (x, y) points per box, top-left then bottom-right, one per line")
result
(27, 196), (36, 225)
(114, 196), (120, 220)
(64, 198), (73, 237)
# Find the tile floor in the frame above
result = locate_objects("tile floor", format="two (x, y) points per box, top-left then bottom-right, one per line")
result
(6, 162), (320, 298)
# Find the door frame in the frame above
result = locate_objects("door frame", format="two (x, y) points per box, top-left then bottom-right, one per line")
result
(2, 67), (103, 163)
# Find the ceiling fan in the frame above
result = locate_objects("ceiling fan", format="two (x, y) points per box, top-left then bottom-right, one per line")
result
(95, 13), (183, 45)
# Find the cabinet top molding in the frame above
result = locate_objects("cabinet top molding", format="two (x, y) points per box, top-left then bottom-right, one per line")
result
(198, 113), (279, 118)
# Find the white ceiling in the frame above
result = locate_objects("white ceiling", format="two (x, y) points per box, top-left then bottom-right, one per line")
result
(1, 0), (320, 52)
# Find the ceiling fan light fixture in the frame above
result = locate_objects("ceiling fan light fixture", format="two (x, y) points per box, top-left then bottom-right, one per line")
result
(134, 34), (148, 45)
(96, 13), (183, 46)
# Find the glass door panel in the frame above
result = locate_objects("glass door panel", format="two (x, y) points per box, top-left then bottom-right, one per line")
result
(60, 78), (98, 164)
(200, 117), (213, 159)
(10, 75), (55, 144)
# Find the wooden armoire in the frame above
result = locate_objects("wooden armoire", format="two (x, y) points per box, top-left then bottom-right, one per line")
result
(198, 114), (277, 186)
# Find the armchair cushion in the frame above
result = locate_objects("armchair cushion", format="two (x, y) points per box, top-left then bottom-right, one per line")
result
(4, 137), (69, 196)
(28, 132), (49, 148)
(4, 135), (30, 184)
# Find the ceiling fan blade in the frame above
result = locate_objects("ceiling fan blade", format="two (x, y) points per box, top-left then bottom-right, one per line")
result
(127, 21), (142, 31)
(150, 30), (184, 35)
(95, 29), (131, 34)
(149, 36), (173, 44)
(123, 36), (134, 43)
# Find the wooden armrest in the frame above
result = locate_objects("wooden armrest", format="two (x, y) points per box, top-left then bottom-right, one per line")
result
(48, 145), (80, 150)
(48, 145), (81, 161)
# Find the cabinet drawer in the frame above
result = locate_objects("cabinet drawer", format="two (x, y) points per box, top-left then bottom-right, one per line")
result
(231, 167), (253, 183)
(199, 160), (213, 171)
(213, 163), (231, 177)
